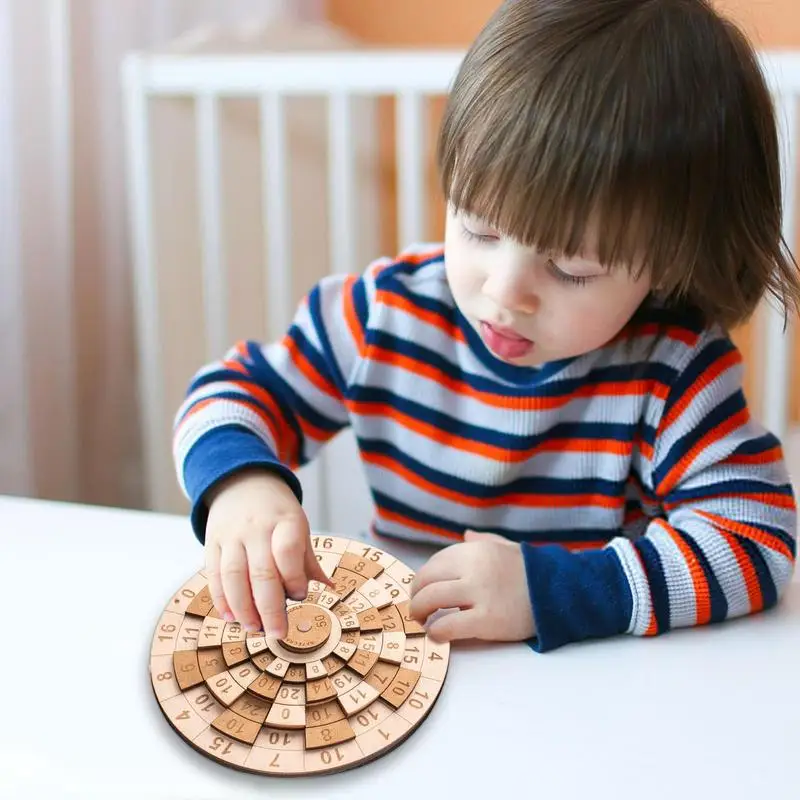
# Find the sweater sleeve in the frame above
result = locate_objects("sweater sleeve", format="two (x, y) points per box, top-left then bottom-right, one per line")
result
(172, 270), (373, 541)
(521, 330), (797, 652)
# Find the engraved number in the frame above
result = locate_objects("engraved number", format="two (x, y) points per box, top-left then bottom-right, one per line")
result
(314, 537), (333, 549)
(321, 747), (345, 765)
(408, 689), (430, 710)
(361, 547), (382, 561)
(209, 736), (232, 755)
(194, 693), (215, 712)
(157, 671), (172, 681)
(181, 588), (196, 598)
(357, 707), (380, 726)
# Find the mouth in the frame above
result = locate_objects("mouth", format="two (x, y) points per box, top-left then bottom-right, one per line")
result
(479, 321), (534, 359)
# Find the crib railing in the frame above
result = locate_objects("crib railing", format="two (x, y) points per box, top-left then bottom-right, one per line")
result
(122, 49), (800, 531)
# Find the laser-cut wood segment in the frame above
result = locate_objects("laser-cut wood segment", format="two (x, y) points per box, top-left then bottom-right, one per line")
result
(150, 538), (450, 775)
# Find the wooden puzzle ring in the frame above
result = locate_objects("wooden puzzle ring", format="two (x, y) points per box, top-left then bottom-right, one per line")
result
(149, 535), (450, 775)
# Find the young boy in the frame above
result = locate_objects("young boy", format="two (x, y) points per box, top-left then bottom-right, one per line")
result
(173, 0), (800, 653)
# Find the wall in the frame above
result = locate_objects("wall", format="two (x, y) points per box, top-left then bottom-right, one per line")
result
(326, 0), (800, 422)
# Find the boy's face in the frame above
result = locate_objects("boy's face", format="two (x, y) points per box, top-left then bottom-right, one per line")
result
(443, 206), (652, 367)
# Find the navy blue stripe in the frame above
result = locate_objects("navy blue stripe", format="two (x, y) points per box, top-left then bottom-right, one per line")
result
(287, 326), (344, 399)
(352, 385), (640, 451)
(659, 336), (738, 425)
(373, 490), (617, 542)
(361, 437), (625, 498)
(257, 357), (344, 436)
(655, 391), (747, 487)
(755, 523), (797, 557)
(188, 390), (281, 434)
(665, 478), (794, 504)
(378, 252), (444, 283)
(186, 346), (308, 454)
(636, 537), (671, 633)
(681, 531), (729, 623)
(369, 327), (677, 399)
(737, 536), (779, 609)
(351, 274), (369, 344)
(730, 432), (782, 455)
(307, 283), (347, 393)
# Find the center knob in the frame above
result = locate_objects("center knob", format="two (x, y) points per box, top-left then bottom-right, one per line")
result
(280, 603), (332, 652)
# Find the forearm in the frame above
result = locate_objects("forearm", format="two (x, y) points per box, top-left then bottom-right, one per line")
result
(521, 498), (795, 653)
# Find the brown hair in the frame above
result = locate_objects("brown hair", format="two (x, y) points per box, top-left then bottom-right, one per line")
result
(437, 0), (800, 329)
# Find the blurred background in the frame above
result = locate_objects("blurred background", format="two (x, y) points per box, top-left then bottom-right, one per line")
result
(2, 0), (800, 536)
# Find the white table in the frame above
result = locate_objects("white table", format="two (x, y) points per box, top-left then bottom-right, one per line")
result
(2, 495), (799, 799)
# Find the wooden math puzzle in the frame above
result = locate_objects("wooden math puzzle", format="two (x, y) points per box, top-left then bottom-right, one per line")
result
(149, 535), (450, 775)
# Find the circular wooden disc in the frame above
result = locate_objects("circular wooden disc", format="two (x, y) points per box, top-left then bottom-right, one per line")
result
(149, 536), (450, 776)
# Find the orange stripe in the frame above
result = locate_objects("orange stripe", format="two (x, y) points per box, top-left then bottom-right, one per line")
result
(726, 446), (783, 466)
(528, 540), (609, 551)
(376, 506), (462, 541)
(375, 289), (466, 342)
(227, 344), (335, 450)
(658, 519), (712, 625)
(697, 510), (795, 562)
(281, 335), (341, 400)
(180, 395), (284, 464)
(349, 400), (631, 463)
(660, 349), (741, 434)
(363, 450), (623, 509)
(223, 378), (299, 465)
(663, 491), (795, 514)
(366, 346), (670, 411)
(613, 321), (701, 348)
(342, 275), (366, 356)
(697, 520), (764, 613)
(657, 407), (750, 494)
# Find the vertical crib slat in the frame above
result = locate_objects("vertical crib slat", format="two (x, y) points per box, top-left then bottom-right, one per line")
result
(396, 91), (426, 245)
(762, 92), (798, 439)
(328, 91), (356, 275)
(196, 92), (227, 360)
(260, 92), (292, 339)
(123, 58), (166, 510)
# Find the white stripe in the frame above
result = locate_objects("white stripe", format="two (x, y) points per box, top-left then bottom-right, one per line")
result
(668, 510), (751, 618)
(173, 403), (278, 495)
(365, 462), (622, 534)
(646, 522), (698, 629)
(608, 539), (651, 635)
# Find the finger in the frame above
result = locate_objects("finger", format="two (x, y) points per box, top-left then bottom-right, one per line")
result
(272, 517), (310, 600)
(409, 579), (471, 623)
(220, 541), (261, 632)
(410, 547), (463, 596)
(247, 538), (289, 638)
(205, 542), (233, 622)
(425, 608), (483, 643)
(464, 529), (508, 544)
(305, 543), (335, 589)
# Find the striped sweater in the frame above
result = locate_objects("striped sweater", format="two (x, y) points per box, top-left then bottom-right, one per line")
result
(173, 246), (797, 652)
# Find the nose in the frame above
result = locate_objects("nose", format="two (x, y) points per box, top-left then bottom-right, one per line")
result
(481, 258), (539, 314)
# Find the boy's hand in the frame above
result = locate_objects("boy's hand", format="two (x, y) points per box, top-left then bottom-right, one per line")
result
(409, 530), (536, 643)
(203, 469), (333, 638)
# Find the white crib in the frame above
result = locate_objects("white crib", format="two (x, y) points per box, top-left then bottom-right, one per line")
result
(122, 47), (800, 534)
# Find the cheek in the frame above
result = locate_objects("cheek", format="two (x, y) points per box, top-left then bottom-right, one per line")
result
(549, 281), (648, 343)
